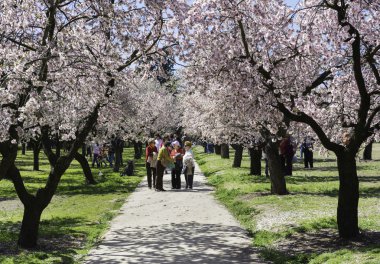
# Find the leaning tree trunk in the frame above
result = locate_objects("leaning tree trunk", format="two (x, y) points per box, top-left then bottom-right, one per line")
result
(74, 153), (96, 184)
(265, 141), (288, 195)
(221, 144), (230, 159)
(232, 144), (243, 167)
(336, 151), (359, 239)
(249, 147), (262, 175)
(7, 163), (45, 248)
(32, 144), (41, 171)
(215, 145), (221, 155)
(362, 141), (373, 160)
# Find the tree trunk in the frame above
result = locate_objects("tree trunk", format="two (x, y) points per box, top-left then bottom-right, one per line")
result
(134, 141), (142, 159)
(75, 153), (96, 184)
(120, 141), (124, 166)
(139, 142), (143, 159)
(249, 147), (262, 175)
(265, 141), (288, 195)
(18, 204), (42, 248)
(232, 144), (243, 168)
(336, 152), (359, 239)
(113, 145), (122, 172)
(362, 141), (373, 160)
(221, 144), (229, 159)
(55, 139), (61, 158)
(215, 145), (221, 155)
(81, 144), (86, 156)
(33, 144), (41, 171)
(22, 143), (26, 155)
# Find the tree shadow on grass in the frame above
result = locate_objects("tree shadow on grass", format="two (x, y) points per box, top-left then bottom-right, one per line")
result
(264, 229), (380, 263)
(55, 177), (141, 196)
(289, 185), (380, 198)
(0, 217), (89, 262)
(286, 175), (380, 184)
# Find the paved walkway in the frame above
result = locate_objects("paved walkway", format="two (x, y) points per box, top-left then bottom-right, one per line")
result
(84, 163), (264, 263)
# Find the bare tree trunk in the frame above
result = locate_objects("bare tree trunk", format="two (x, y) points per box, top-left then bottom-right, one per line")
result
(265, 141), (288, 195)
(221, 144), (229, 159)
(18, 203), (43, 248)
(232, 144), (243, 168)
(215, 145), (221, 155)
(134, 141), (142, 159)
(32, 142), (41, 171)
(81, 144), (86, 156)
(336, 151), (359, 239)
(249, 147), (262, 175)
(113, 139), (123, 172)
(55, 138), (61, 158)
(22, 143), (26, 155)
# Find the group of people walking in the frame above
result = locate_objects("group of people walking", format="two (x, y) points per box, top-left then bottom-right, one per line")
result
(145, 134), (195, 192)
(90, 142), (115, 168)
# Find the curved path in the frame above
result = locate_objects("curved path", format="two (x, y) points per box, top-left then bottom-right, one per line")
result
(84, 163), (264, 263)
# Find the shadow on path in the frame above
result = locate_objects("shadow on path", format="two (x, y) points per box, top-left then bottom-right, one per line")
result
(85, 222), (262, 264)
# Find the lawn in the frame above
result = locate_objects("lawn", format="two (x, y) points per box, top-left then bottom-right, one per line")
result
(0, 148), (145, 264)
(195, 145), (380, 264)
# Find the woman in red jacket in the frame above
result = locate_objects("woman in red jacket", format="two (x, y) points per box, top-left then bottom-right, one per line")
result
(146, 138), (158, 189)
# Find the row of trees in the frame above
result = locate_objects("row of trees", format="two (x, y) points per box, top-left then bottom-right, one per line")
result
(0, 0), (378, 249)
(176, 0), (379, 239)
(0, 0), (184, 248)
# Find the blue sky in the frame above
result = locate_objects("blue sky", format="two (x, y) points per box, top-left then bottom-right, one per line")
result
(284, 0), (300, 8)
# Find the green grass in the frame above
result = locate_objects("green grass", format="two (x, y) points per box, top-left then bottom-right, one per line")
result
(195, 145), (380, 264)
(0, 148), (145, 263)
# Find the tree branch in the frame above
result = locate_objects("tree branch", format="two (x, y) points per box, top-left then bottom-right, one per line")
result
(277, 102), (343, 152)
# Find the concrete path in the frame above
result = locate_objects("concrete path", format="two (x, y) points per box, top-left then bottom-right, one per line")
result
(84, 163), (264, 263)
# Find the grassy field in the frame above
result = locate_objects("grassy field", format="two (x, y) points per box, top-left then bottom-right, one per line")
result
(195, 145), (380, 264)
(0, 148), (145, 263)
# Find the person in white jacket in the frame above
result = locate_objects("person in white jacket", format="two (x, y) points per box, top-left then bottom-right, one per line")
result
(182, 141), (195, 189)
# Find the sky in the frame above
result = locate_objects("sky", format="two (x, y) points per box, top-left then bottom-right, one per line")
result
(284, 0), (300, 8)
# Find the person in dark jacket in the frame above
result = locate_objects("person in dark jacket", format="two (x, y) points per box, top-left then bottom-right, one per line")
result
(301, 137), (314, 169)
(170, 141), (184, 189)
(279, 135), (295, 176)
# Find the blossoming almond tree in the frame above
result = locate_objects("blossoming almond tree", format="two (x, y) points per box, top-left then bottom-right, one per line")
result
(0, 0), (183, 248)
(180, 72), (290, 194)
(178, 0), (380, 239)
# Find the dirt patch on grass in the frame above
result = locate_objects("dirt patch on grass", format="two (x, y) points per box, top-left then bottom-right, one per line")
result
(274, 229), (380, 255)
(240, 192), (272, 200)
(253, 204), (334, 231)
(0, 198), (22, 212)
